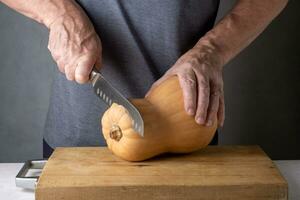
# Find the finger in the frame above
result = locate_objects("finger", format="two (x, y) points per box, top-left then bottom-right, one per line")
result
(75, 54), (96, 84)
(194, 73), (210, 125)
(56, 59), (65, 74)
(47, 34), (54, 52)
(205, 82), (221, 126)
(51, 53), (61, 63)
(217, 94), (225, 127)
(64, 63), (76, 81)
(48, 44), (61, 63)
(177, 71), (197, 116)
(94, 37), (102, 71)
(94, 56), (102, 71)
(145, 73), (172, 97)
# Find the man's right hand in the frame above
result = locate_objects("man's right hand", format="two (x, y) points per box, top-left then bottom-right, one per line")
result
(1, 0), (102, 84)
(47, 11), (102, 84)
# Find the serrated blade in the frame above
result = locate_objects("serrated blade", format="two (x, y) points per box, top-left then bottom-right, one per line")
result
(90, 70), (144, 137)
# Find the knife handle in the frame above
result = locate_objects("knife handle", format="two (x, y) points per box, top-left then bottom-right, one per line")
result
(90, 67), (100, 82)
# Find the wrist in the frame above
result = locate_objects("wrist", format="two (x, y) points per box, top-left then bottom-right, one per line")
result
(47, 11), (93, 32)
(38, 0), (84, 28)
(193, 36), (226, 69)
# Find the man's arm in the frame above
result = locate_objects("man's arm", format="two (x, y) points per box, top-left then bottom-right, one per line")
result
(199, 0), (288, 66)
(0, 0), (102, 83)
(148, 0), (288, 127)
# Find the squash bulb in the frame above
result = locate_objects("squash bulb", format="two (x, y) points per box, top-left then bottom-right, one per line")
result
(101, 76), (217, 161)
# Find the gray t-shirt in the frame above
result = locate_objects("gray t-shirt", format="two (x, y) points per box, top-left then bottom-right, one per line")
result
(44, 0), (220, 148)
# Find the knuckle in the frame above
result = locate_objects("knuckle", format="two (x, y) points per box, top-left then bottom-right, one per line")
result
(187, 56), (201, 67)
(181, 76), (196, 88)
(200, 87), (210, 96)
(199, 99), (209, 107)
(199, 78), (209, 89)
(212, 74), (224, 85)
(211, 90), (220, 97)
(210, 83), (223, 97)
(51, 52), (60, 61)
(214, 81), (223, 91)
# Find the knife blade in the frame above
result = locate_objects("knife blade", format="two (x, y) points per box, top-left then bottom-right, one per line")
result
(90, 69), (144, 137)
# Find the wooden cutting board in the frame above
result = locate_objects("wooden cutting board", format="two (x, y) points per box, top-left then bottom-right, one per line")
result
(35, 146), (287, 200)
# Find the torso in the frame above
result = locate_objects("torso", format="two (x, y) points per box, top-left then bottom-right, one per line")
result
(44, 0), (220, 147)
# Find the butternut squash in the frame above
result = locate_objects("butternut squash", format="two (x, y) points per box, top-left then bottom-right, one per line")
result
(101, 76), (217, 161)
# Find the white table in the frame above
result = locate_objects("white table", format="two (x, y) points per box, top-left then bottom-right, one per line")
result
(0, 161), (299, 200)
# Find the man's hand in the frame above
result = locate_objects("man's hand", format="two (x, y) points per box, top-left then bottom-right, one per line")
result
(147, 43), (225, 127)
(147, 0), (288, 128)
(0, 0), (102, 84)
(48, 12), (102, 83)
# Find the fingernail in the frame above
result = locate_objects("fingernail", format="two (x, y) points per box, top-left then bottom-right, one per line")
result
(206, 120), (213, 126)
(187, 108), (194, 116)
(196, 117), (205, 125)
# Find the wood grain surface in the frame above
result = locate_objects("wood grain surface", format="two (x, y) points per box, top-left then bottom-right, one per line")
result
(35, 146), (288, 200)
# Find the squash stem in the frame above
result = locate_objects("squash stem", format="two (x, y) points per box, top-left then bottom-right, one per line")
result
(110, 125), (122, 141)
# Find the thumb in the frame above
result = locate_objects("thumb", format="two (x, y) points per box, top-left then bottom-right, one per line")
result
(94, 54), (102, 71)
(75, 54), (96, 84)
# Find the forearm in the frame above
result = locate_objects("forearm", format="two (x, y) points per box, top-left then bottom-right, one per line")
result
(196, 0), (288, 66)
(0, 0), (83, 28)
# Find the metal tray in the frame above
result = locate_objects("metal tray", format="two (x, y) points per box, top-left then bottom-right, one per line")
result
(15, 159), (47, 190)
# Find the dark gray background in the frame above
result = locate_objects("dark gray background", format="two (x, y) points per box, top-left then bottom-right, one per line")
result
(0, 1), (299, 162)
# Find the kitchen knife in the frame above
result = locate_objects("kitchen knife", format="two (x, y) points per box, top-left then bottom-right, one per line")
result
(90, 69), (144, 137)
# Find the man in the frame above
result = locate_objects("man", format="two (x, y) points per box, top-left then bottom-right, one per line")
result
(1, 0), (288, 158)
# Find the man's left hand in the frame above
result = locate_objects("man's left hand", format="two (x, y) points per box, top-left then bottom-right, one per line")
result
(146, 44), (225, 127)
